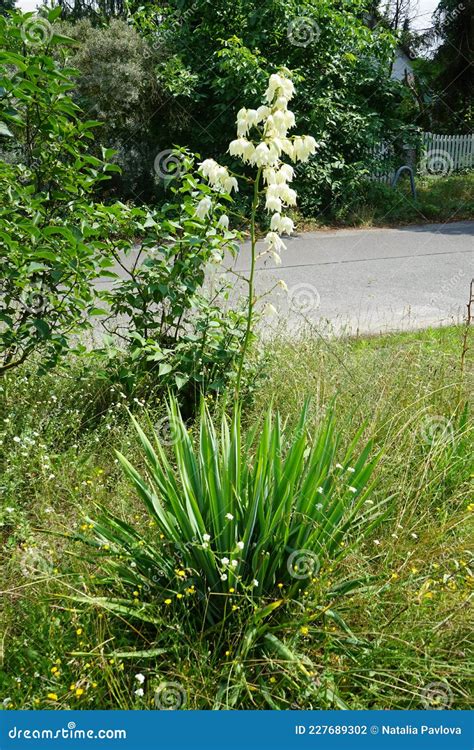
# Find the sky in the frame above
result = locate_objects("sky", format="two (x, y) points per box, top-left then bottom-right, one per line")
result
(16, 0), (440, 30)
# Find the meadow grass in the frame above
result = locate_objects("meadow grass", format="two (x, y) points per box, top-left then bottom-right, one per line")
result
(0, 325), (472, 709)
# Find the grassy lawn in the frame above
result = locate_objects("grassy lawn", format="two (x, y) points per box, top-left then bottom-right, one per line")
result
(0, 326), (472, 710)
(301, 172), (474, 228)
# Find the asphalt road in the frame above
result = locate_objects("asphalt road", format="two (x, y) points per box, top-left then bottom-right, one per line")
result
(228, 221), (474, 335)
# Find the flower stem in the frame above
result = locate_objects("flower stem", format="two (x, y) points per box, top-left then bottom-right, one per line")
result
(235, 167), (262, 399)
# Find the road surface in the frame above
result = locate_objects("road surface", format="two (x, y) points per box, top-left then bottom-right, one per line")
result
(226, 221), (474, 335)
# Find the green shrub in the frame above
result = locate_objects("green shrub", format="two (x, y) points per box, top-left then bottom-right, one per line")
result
(93, 149), (247, 404)
(0, 10), (121, 374)
(57, 18), (191, 201)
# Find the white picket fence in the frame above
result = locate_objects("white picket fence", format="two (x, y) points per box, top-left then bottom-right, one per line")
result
(369, 131), (474, 183)
(420, 132), (474, 174)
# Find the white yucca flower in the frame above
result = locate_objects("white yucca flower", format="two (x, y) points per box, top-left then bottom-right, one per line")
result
(199, 70), (318, 269)
(195, 196), (211, 220)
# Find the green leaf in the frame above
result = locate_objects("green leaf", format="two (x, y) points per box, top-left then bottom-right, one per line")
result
(32, 319), (50, 338)
(0, 122), (13, 137)
(158, 362), (173, 376)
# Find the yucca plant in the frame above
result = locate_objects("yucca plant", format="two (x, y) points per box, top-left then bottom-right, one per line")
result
(82, 399), (384, 623)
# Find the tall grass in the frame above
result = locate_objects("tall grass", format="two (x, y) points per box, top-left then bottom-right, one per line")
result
(0, 326), (472, 709)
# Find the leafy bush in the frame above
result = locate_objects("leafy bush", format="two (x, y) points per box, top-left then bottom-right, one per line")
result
(93, 149), (247, 403)
(58, 18), (197, 200)
(81, 398), (383, 625)
(0, 10), (121, 375)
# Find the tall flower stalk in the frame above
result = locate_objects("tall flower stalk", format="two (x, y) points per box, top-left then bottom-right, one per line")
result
(197, 70), (318, 396)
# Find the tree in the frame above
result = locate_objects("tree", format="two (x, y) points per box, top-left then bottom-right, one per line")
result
(431, 0), (473, 132)
(56, 0), (125, 22)
(142, 0), (410, 216)
(0, 0), (16, 16)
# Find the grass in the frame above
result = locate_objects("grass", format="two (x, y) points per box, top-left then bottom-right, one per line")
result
(300, 172), (474, 229)
(0, 325), (472, 710)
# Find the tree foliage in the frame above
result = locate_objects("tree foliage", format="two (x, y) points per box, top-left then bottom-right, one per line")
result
(127, 0), (412, 214)
(0, 9), (120, 374)
(431, 0), (474, 132)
